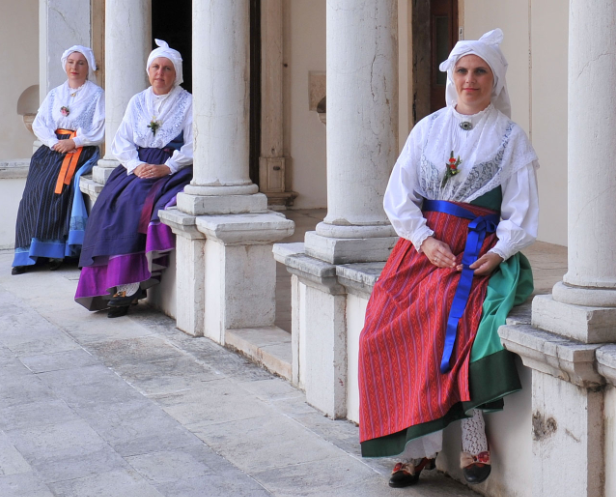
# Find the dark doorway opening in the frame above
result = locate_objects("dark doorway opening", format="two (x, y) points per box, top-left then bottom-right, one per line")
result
(152, 0), (192, 93)
(249, 0), (262, 186)
(412, 0), (458, 123)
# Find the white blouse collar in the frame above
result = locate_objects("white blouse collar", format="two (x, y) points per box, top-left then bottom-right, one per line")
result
(451, 103), (494, 130)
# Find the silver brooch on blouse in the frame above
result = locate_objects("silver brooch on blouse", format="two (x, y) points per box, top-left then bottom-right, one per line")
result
(459, 121), (473, 131)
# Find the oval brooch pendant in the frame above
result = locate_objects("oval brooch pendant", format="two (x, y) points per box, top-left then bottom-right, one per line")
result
(459, 121), (473, 131)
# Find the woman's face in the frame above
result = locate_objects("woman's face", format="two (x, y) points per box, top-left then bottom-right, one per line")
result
(453, 55), (494, 115)
(148, 57), (176, 95)
(65, 52), (88, 86)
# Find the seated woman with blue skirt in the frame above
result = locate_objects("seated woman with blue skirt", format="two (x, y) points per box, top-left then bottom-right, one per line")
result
(75, 39), (193, 318)
(12, 46), (104, 274)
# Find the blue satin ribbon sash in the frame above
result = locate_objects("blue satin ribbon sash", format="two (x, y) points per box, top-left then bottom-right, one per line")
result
(422, 199), (500, 374)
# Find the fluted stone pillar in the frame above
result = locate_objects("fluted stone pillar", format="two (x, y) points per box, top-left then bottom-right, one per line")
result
(93, 0), (151, 183)
(162, 0), (294, 340)
(303, 0), (399, 265)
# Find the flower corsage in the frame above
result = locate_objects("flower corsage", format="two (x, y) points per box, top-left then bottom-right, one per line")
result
(60, 106), (70, 117)
(147, 118), (162, 136)
(441, 151), (461, 188)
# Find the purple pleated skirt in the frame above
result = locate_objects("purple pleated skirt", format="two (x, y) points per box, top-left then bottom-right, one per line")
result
(75, 146), (192, 310)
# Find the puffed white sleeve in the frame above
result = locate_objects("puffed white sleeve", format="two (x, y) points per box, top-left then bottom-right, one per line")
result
(383, 127), (434, 251)
(164, 99), (193, 174)
(111, 97), (144, 174)
(73, 91), (105, 147)
(489, 161), (539, 261)
(32, 92), (59, 149)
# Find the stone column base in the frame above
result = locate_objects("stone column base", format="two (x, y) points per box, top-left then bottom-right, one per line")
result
(93, 157), (120, 184)
(177, 192), (267, 216)
(304, 230), (398, 265)
(532, 291), (616, 343)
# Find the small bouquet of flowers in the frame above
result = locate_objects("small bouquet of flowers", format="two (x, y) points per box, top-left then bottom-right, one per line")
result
(148, 118), (162, 136)
(441, 151), (461, 188)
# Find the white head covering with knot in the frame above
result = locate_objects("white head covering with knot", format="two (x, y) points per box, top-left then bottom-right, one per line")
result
(147, 39), (184, 87)
(61, 45), (97, 82)
(438, 29), (511, 117)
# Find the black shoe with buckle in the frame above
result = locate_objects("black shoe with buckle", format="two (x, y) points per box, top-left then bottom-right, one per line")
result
(388, 457), (435, 488)
(461, 451), (491, 484)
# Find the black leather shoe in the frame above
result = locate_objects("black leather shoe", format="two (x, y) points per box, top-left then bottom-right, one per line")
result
(461, 451), (491, 484)
(108, 288), (145, 307)
(48, 258), (63, 271)
(11, 266), (26, 275)
(108, 305), (130, 318)
(463, 463), (491, 484)
(388, 458), (435, 488)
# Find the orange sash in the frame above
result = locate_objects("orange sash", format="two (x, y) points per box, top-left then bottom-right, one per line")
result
(54, 128), (84, 194)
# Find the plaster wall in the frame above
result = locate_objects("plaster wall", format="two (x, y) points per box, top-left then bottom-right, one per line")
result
(0, 178), (27, 249)
(0, 0), (39, 159)
(462, 0), (569, 246)
(282, 0), (327, 209)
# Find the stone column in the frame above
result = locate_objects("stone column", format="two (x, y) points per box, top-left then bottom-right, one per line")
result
(517, 4), (616, 496)
(162, 0), (294, 340)
(180, 0), (261, 215)
(304, 0), (399, 265)
(93, 0), (151, 184)
(37, 0), (92, 151)
(532, 1), (616, 341)
(39, 0), (92, 101)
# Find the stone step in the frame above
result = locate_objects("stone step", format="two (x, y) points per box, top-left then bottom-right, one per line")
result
(225, 326), (292, 381)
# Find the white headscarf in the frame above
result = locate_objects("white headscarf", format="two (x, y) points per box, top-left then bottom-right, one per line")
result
(61, 45), (97, 82)
(146, 39), (184, 87)
(438, 29), (511, 117)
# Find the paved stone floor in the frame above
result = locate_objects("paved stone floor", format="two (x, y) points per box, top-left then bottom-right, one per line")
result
(0, 249), (479, 497)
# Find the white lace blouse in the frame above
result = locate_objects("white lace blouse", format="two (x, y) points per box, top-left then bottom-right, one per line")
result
(384, 104), (539, 261)
(32, 81), (105, 149)
(111, 86), (193, 174)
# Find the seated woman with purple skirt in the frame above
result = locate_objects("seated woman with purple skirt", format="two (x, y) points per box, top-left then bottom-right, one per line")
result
(75, 39), (193, 318)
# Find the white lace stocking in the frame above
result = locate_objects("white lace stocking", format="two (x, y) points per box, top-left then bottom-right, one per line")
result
(116, 283), (140, 296)
(461, 409), (488, 455)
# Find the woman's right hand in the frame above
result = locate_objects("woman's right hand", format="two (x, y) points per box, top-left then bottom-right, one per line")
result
(133, 163), (171, 179)
(420, 236), (460, 270)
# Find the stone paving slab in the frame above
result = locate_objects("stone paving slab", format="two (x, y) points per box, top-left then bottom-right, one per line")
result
(0, 249), (478, 497)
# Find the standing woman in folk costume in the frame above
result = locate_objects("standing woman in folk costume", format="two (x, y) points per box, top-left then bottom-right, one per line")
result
(75, 40), (193, 318)
(12, 46), (104, 274)
(358, 29), (539, 488)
